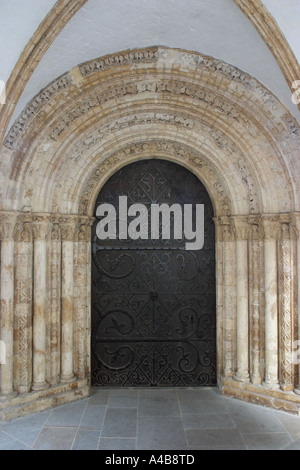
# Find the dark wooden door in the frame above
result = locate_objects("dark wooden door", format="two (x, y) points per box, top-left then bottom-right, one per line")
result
(91, 159), (216, 386)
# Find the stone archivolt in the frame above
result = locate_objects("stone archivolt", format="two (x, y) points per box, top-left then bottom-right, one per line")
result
(0, 48), (300, 418)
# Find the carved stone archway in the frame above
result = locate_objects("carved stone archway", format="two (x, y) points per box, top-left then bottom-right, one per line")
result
(0, 48), (300, 419)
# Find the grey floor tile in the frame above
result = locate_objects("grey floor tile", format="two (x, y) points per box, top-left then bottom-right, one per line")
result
(88, 389), (110, 405)
(185, 428), (244, 447)
(139, 391), (180, 416)
(282, 437), (300, 450)
(33, 426), (78, 450)
(101, 408), (137, 438)
(182, 412), (236, 430)
(275, 411), (300, 439)
(137, 416), (187, 450)
(228, 401), (287, 434)
(1, 410), (50, 447)
(109, 389), (138, 397)
(80, 405), (106, 430)
(108, 395), (138, 408)
(188, 445), (248, 450)
(98, 438), (137, 450)
(0, 430), (32, 450)
(242, 432), (293, 450)
(46, 400), (87, 426)
(177, 388), (224, 402)
(139, 389), (178, 399)
(71, 430), (101, 450)
(178, 393), (228, 414)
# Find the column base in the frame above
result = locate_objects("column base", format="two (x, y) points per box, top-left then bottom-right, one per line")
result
(250, 375), (262, 385)
(0, 378), (90, 421)
(233, 372), (250, 383)
(262, 380), (280, 390)
(0, 390), (18, 400)
(31, 381), (50, 392)
(61, 375), (76, 384)
(18, 386), (31, 395)
(294, 388), (300, 396)
(221, 377), (300, 415)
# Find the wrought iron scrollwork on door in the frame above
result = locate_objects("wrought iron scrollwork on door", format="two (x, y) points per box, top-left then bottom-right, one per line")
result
(91, 159), (216, 386)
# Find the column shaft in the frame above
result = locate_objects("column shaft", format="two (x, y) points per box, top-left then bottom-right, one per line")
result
(263, 232), (280, 389)
(49, 223), (61, 385)
(14, 221), (33, 394)
(234, 238), (249, 381)
(32, 221), (49, 390)
(249, 222), (262, 384)
(61, 219), (76, 382)
(222, 219), (236, 377)
(0, 238), (16, 395)
(294, 215), (300, 394)
(279, 222), (293, 391)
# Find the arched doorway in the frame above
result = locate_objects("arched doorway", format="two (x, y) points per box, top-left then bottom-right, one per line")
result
(91, 159), (216, 387)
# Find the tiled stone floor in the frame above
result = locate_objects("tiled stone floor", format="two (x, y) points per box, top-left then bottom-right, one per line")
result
(0, 387), (300, 450)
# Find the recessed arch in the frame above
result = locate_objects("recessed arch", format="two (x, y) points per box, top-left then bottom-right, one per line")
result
(0, 48), (300, 419)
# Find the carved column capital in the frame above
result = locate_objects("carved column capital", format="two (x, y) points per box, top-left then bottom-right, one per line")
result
(14, 216), (32, 242)
(280, 222), (290, 241)
(261, 215), (281, 240)
(59, 216), (78, 241)
(51, 222), (61, 240)
(292, 212), (300, 239)
(32, 214), (51, 240)
(77, 217), (94, 242)
(232, 216), (250, 240)
(248, 215), (263, 241)
(0, 212), (18, 240)
(216, 216), (235, 242)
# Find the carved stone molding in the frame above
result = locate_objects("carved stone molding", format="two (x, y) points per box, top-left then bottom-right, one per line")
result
(5, 47), (299, 153)
(4, 74), (73, 150)
(78, 140), (231, 217)
(45, 78), (253, 143)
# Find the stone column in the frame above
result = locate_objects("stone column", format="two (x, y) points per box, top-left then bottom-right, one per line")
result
(48, 220), (61, 385)
(31, 215), (50, 391)
(220, 217), (236, 378)
(248, 217), (262, 385)
(293, 214), (300, 395)
(262, 217), (280, 390)
(60, 217), (76, 383)
(278, 218), (294, 391)
(14, 217), (33, 394)
(0, 213), (17, 396)
(233, 217), (250, 382)
(74, 218), (93, 379)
